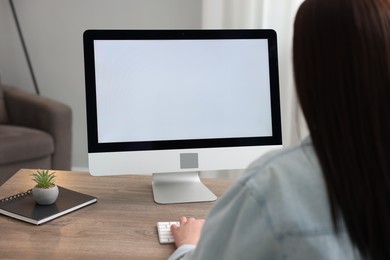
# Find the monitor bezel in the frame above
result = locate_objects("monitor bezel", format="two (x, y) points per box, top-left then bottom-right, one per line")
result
(83, 29), (282, 154)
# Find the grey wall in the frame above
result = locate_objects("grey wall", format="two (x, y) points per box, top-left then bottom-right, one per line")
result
(0, 0), (203, 170)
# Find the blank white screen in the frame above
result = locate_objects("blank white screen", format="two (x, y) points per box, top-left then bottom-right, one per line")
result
(94, 39), (272, 143)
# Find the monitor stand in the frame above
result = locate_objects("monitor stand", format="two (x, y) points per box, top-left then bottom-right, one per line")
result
(152, 172), (217, 204)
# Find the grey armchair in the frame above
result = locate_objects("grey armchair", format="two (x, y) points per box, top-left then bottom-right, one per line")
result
(0, 85), (72, 185)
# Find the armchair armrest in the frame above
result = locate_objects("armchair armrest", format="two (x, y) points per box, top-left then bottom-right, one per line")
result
(2, 85), (72, 170)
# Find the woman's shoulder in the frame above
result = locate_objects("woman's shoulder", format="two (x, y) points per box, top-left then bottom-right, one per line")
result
(237, 137), (333, 234)
(243, 137), (320, 185)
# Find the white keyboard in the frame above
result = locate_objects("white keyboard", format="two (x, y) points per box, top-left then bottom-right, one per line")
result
(157, 221), (180, 244)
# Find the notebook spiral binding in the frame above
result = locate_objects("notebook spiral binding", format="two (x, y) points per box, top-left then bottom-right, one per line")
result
(0, 189), (32, 206)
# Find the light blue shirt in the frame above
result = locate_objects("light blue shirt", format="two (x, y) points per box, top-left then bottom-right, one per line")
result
(169, 138), (360, 260)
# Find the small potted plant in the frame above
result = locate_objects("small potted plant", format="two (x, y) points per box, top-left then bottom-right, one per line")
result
(31, 169), (59, 205)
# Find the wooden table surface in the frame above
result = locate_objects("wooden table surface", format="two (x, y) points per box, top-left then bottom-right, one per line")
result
(0, 169), (234, 260)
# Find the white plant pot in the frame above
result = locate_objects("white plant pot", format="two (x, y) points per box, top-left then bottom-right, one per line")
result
(32, 185), (59, 205)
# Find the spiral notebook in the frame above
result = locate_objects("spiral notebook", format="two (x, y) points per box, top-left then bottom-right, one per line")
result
(0, 186), (97, 225)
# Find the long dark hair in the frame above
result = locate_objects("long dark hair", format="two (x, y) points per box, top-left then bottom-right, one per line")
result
(293, 0), (390, 259)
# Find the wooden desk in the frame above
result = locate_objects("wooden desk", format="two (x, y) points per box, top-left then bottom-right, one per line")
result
(0, 169), (234, 259)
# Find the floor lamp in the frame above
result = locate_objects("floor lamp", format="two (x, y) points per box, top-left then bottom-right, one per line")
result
(9, 0), (40, 95)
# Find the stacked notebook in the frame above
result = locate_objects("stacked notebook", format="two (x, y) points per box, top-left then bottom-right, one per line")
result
(0, 186), (97, 225)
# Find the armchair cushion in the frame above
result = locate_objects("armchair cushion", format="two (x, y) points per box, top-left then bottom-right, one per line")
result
(0, 85), (72, 185)
(0, 125), (54, 165)
(2, 85), (72, 170)
(0, 87), (9, 123)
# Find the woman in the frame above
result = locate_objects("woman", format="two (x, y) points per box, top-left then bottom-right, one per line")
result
(168, 0), (390, 259)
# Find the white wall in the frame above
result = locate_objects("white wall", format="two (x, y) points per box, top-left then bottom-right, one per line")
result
(0, 1), (33, 92)
(0, 0), (202, 170)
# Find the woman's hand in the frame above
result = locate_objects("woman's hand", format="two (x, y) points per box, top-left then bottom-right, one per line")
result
(171, 216), (205, 248)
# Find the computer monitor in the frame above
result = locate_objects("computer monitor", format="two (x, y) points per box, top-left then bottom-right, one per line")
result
(83, 29), (282, 204)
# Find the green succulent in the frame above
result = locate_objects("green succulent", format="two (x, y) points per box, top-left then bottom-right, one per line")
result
(32, 169), (56, 189)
